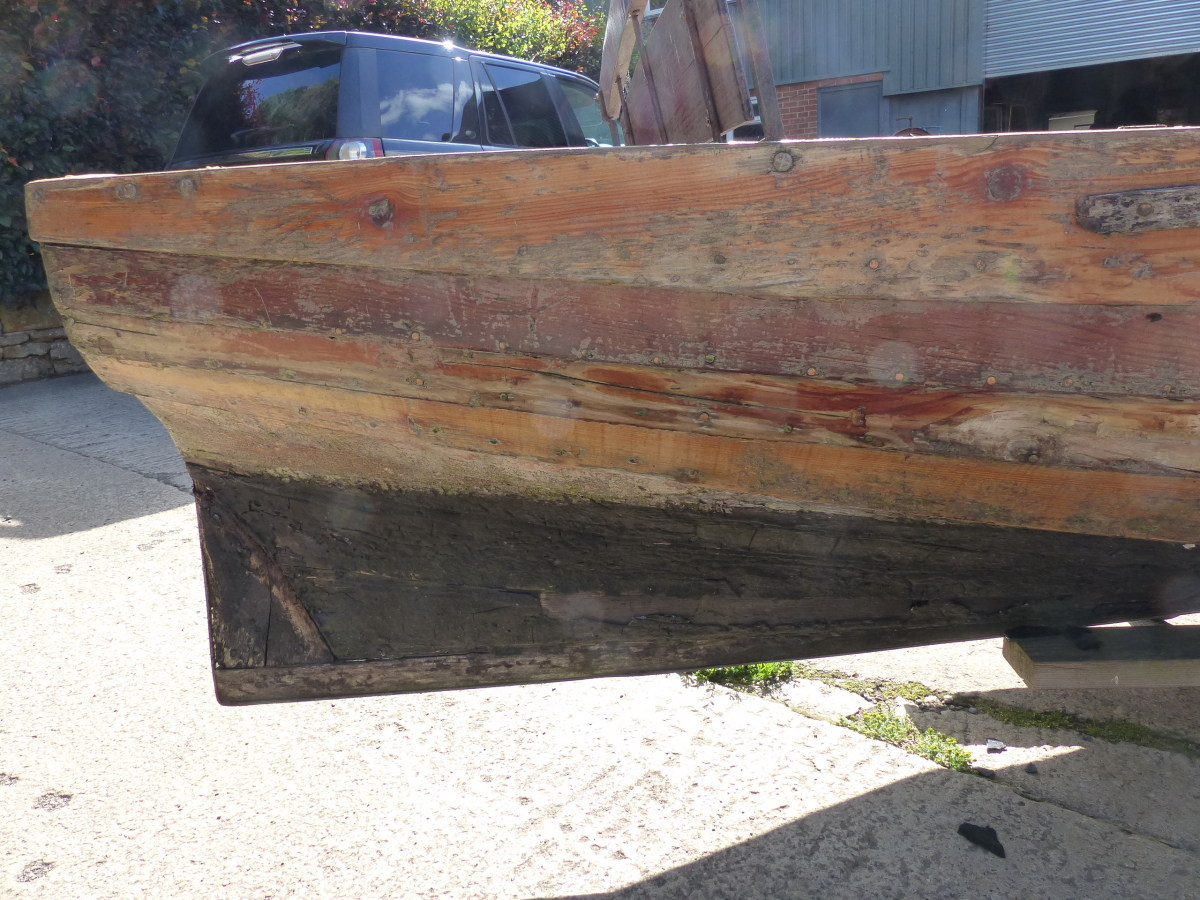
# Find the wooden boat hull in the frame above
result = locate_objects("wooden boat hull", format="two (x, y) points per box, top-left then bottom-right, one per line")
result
(26, 131), (1200, 702)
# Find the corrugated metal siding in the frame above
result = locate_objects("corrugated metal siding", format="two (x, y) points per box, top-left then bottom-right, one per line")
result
(987, 0), (1200, 78)
(885, 0), (983, 94)
(762, 0), (889, 85)
(761, 0), (982, 93)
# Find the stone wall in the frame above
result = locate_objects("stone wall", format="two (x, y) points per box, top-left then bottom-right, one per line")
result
(0, 292), (89, 386)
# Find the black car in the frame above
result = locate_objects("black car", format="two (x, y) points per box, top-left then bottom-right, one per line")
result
(170, 31), (613, 169)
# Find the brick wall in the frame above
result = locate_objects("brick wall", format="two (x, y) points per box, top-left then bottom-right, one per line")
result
(777, 73), (885, 140)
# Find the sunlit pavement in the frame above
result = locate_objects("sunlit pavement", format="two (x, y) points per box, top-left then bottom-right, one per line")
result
(2, 374), (1198, 899)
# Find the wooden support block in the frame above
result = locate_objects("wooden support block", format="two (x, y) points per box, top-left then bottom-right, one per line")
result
(1003, 625), (1200, 689)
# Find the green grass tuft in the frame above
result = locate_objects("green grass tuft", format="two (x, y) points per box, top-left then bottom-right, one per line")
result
(691, 662), (793, 690)
(842, 707), (975, 773)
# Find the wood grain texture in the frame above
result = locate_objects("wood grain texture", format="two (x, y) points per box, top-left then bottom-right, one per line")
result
(45, 247), (1200, 399)
(1003, 626), (1200, 689)
(27, 130), (1200, 305)
(197, 466), (1200, 703)
(61, 310), (1200, 478)
(79, 354), (1200, 542)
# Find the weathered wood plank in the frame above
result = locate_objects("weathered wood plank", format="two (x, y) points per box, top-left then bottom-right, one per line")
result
(624, 0), (752, 144)
(194, 466), (1200, 703)
(81, 355), (1200, 541)
(1003, 625), (1200, 689)
(62, 313), (1200, 477)
(45, 247), (1200, 398)
(27, 131), (1200, 305)
(598, 0), (649, 122)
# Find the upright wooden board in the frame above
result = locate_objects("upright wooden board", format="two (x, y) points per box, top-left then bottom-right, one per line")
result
(625, 0), (753, 144)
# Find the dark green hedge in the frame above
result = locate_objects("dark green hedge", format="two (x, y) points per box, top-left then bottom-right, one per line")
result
(0, 0), (602, 306)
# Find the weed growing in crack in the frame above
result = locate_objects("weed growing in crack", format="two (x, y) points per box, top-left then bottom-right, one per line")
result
(959, 696), (1200, 759)
(842, 707), (975, 772)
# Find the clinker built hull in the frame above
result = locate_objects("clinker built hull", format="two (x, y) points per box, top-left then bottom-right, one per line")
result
(26, 132), (1200, 703)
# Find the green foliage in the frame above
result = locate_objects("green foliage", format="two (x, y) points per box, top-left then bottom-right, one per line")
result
(0, 0), (602, 306)
(691, 662), (794, 690)
(961, 696), (1200, 759)
(842, 707), (975, 773)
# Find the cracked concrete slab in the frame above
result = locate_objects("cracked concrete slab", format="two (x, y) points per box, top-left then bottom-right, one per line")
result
(4, 371), (1200, 899)
(913, 706), (1200, 854)
(806, 628), (1200, 744)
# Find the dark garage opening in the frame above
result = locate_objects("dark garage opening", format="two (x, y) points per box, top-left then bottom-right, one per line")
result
(984, 53), (1200, 132)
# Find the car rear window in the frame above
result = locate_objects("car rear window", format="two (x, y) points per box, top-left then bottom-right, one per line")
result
(378, 51), (455, 142)
(175, 47), (341, 159)
(557, 77), (611, 146)
(481, 63), (567, 148)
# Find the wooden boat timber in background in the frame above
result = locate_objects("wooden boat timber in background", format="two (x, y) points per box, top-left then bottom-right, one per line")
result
(25, 128), (1200, 703)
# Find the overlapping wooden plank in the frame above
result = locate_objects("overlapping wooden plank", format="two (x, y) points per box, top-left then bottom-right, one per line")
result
(28, 131), (1200, 305)
(45, 247), (1200, 398)
(62, 314), (1200, 477)
(85, 355), (1200, 542)
(200, 468), (1200, 703)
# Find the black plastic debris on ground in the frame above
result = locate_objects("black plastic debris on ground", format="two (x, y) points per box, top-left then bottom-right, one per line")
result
(958, 822), (1006, 858)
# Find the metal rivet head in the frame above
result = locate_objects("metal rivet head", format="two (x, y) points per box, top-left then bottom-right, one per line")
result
(116, 182), (139, 201)
(894, 372), (905, 381)
(652, 356), (661, 364)
(771, 151), (794, 173)
(782, 425), (793, 434)
(1028, 454), (1039, 463)
(1164, 384), (1173, 393)
(868, 258), (880, 269)
(1137, 203), (1153, 216)
(177, 177), (197, 198)
(986, 376), (996, 386)
(411, 332), (421, 341)
(806, 367), (817, 376)
(698, 412), (710, 421)
(704, 353), (716, 364)
(1064, 377), (1074, 387)
(498, 342), (506, 350)
(415, 378), (425, 386)
(713, 254), (727, 265)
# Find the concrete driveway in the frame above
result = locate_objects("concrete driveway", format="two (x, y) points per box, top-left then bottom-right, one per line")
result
(2, 374), (1198, 898)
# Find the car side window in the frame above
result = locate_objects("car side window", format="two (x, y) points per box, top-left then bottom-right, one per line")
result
(483, 63), (567, 148)
(557, 77), (612, 146)
(477, 64), (514, 145)
(378, 51), (455, 142)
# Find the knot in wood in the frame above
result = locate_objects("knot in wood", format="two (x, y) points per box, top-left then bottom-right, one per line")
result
(986, 166), (1023, 202)
(367, 198), (394, 226)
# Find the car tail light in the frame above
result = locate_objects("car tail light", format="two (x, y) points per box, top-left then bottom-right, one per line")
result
(327, 139), (384, 161)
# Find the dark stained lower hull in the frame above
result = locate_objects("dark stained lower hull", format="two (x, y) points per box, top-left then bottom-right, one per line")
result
(194, 466), (1200, 704)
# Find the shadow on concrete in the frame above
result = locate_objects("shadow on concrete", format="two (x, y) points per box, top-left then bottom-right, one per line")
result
(529, 764), (1193, 900)
(0, 373), (193, 540)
